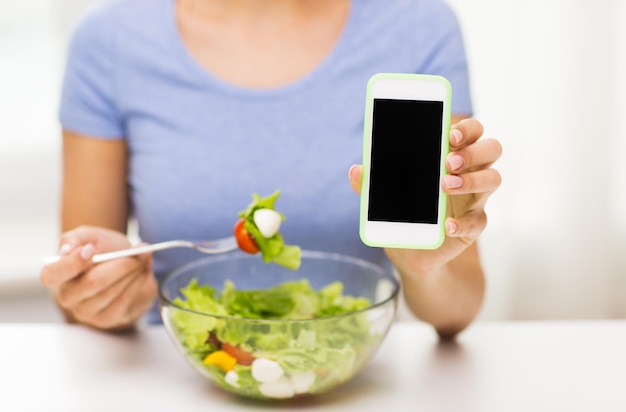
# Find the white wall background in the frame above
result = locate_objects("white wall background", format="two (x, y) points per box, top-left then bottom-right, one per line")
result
(0, 0), (625, 321)
(447, 0), (626, 320)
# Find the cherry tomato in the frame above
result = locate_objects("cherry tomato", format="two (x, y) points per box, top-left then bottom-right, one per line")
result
(233, 218), (260, 254)
(221, 342), (255, 366)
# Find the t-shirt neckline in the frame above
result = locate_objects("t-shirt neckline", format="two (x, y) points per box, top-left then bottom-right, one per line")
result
(163, 0), (359, 99)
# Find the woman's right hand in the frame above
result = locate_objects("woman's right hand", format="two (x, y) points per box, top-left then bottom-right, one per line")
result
(40, 225), (157, 331)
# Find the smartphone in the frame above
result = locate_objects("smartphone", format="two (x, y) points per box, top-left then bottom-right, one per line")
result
(360, 73), (451, 249)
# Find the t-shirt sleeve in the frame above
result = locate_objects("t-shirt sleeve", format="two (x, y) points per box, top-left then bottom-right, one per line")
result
(414, 0), (473, 116)
(59, 5), (124, 138)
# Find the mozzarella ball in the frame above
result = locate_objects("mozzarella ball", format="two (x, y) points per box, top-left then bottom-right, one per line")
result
(259, 376), (295, 399)
(253, 209), (282, 238)
(251, 358), (284, 383)
(224, 370), (240, 388)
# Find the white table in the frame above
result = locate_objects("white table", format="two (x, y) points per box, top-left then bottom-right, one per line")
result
(1, 321), (625, 411)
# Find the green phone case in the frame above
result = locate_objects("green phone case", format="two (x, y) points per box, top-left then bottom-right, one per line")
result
(359, 73), (452, 250)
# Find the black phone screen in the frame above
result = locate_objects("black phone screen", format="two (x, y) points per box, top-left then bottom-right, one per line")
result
(368, 98), (444, 224)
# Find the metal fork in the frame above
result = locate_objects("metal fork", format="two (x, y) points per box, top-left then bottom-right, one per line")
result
(42, 236), (239, 265)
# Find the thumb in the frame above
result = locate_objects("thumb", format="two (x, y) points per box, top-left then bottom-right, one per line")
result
(348, 164), (363, 195)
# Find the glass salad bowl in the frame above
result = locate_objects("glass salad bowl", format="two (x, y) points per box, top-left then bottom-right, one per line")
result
(159, 250), (400, 400)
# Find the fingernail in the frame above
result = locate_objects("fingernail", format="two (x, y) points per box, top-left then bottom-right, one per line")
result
(451, 129), (463, 145)
(446, 221), (457, 235)
(348, 164), (359, 181)
(447, 154), (464, 171)
(80, 243), (95, 260)
(444, 175), (463, 189)
(59, 243), (72, 255)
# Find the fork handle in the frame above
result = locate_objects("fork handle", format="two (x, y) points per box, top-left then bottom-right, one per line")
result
(42, 240), (192, 265)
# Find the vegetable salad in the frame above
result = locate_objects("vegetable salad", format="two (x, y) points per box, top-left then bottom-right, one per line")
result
(168, 278), (383, 399)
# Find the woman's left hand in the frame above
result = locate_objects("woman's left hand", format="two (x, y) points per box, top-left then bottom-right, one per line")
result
(348, 117), (502, 275)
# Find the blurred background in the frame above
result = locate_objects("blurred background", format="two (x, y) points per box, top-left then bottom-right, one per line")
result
(1, 0), (625, 323)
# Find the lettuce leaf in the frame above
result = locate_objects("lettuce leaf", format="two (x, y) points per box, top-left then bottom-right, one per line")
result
(171, 279), (372, 349)
(170, 279), (227, 353)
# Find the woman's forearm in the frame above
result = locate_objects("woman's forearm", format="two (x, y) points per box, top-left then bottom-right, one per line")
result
(389, 242), (485, 339)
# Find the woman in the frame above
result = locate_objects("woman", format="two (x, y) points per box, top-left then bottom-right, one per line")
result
(40, 0), (502, 339)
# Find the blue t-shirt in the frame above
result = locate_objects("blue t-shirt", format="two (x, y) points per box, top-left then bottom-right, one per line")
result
(60, 0), (472, 323)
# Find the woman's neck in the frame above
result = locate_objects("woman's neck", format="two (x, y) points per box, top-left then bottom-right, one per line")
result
(176, 0), (351, 89)
(179, 0), (317, 24)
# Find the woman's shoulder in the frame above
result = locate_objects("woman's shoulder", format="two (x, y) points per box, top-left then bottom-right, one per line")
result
(355, 0), (460, 39)
(66, 0), (169, 61)
(69, 0), (162, 42)
(72, 0), (132, 28)
(359, 0), (457, 18)
(354, 0), (462, 47)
